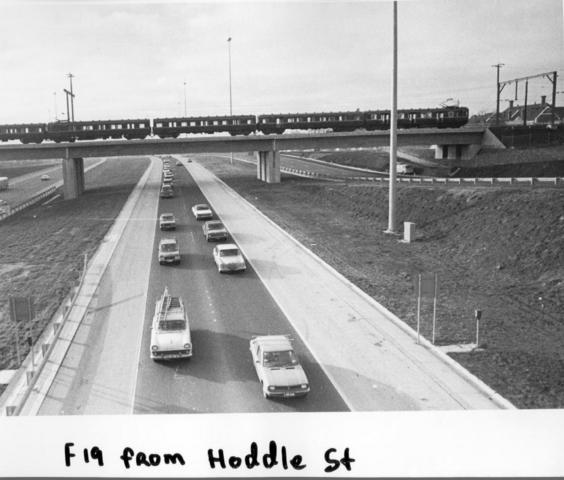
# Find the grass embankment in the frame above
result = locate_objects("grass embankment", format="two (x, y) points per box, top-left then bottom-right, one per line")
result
(0, 157), (150, 372)
(200, 155), (564, 409)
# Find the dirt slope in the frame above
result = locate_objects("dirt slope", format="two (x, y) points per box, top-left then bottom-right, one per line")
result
(199, 155), (564, 409)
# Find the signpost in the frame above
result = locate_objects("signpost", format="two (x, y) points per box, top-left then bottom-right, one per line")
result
(475, 309), (482, 348)
(415, 274), (438, 344)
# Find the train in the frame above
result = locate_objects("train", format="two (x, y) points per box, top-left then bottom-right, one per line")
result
(0, 106), (469, 144)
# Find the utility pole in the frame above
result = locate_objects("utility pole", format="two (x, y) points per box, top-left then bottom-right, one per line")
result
(523, 80), (529, 126)
(492, 63), (504, 126)
(64, 73), (75, 122)
(385, 1), (398, 235)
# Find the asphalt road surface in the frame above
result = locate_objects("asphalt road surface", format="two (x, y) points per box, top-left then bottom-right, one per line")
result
(134, 162), (348, 413)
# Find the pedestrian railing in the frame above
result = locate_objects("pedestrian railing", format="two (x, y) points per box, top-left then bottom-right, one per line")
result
(0, 254), (89, 416)
(281, 166), (564, 187)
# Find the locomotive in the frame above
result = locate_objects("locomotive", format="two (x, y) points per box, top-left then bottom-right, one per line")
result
(0, 106), (468, 144)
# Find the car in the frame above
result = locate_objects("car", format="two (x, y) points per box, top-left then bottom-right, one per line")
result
(203, 220), (228, 241)
(176, 161), (182, 166)
(212, 243), (246, 273)
(159, 213), (176, 230)
(249, 335), (310, 399)
(40, 174), (50, 181)
(158, 237), (180, 265)
(162, 178), (174, 188)
(191, 203), (213, 220)
(150, 287), (192, 360)
(163, 171), (174, 180)
(160, 185), (174, 198)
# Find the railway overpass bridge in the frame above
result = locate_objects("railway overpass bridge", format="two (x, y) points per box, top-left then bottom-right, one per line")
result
(0, 127), (502, 198)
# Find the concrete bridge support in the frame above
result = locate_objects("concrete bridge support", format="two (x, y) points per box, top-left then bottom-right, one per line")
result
(256, 150), (281, 183)
(62, 156), (85, 199)
(434, 128), (505, 161)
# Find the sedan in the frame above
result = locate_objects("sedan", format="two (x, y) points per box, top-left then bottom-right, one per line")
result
(203, 220), (228, 241)
(212, 244), (246, 273)
(159, 213), (177, 230)
(40, 174), (51, 181)
(192, 204), (213, 220)
(250, 335), (310, 399)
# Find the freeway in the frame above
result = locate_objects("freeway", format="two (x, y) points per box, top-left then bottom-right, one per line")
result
(38, 156), (347, 414)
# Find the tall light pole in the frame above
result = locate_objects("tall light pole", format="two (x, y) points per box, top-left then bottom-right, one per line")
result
(227, 36), (233, 164)
(183, 80), (187, 116)
(385, 1), (398, 235)
(53, 92), (58, 121)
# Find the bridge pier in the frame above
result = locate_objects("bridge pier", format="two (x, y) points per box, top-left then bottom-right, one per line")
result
(434, 128), (505, 161)
(62, 156), (85, 199)
(256, 150), (281, 183)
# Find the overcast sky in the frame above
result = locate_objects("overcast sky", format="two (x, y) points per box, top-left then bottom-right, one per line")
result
(0, 0), (562, 123)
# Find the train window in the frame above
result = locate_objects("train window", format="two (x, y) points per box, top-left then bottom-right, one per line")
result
(222, 120), (228, 125)
(213, 120), (219, 125)
(181, 122), (187, 127)
(190, 121), (196, 126)
(448, 111), (454, 117)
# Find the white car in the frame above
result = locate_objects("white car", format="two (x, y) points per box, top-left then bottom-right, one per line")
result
(213, 244), (246, 273)
(159, 213), (176, 230)
(40, 174), (51, 181)
(158, 238), (180, 265)
(150, 288), (192, 361)
(192, 204), (213, 220)
(250, 335), (310, 399)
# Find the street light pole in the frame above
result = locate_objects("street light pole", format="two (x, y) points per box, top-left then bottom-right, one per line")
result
(228, 36), (233, 164)
(183, 81), (187, 116)
(67, 73), (75, 122)
(385, 1), (398, 235)
(492, 63), (504, 126)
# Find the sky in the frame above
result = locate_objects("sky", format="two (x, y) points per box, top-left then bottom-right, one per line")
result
(0, 0), (562, 123)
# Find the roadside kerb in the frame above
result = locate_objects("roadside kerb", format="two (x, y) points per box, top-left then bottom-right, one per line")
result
(182, 156), (516, 410)
(1, 157), (156, 416)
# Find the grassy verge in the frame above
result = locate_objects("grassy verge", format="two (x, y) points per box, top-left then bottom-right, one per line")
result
(199, 154), (564, 409)
(0, 157), (150, 370)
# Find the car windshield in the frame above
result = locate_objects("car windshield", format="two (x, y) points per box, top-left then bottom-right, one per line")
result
(220, 249), (239, 257)
(263, 350), (298, 368)
(162, 186), (172, 191)
(208, 222), (224, 230)
(161, 243), (177, 252)
(162, 215), (174, 221)
(158, 319), (186, 331)
(196, 205), (209, 211)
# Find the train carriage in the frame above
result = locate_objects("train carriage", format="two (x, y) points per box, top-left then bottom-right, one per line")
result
(257, 111), (365, 134)
(45, 119), (151, 142)
(153, 115), (256, 138)
(0, 123), (47, 144)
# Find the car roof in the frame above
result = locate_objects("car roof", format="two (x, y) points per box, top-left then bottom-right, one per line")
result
(160, 213), (174, 217)
(160, 238), (177, 245)
(253, 335), (293, 352)
(216, 243), (238, 251)
(206, 220), (223, 226)
(195, 204), (210, 208)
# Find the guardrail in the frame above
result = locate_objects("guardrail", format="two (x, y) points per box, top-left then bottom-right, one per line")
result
(0, 184), (59, 222)
(0, 254), (88, 416)
(281, 167), (564, 187)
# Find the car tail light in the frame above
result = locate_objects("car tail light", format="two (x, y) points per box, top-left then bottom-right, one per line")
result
(151, 345), (158, 351)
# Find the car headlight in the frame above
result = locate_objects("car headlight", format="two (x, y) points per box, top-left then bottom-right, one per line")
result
(268, 386), (276, 391)
(151, 345), (158, 351)
(184, 343), (191, 349)
(301, 384), (308, 389)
